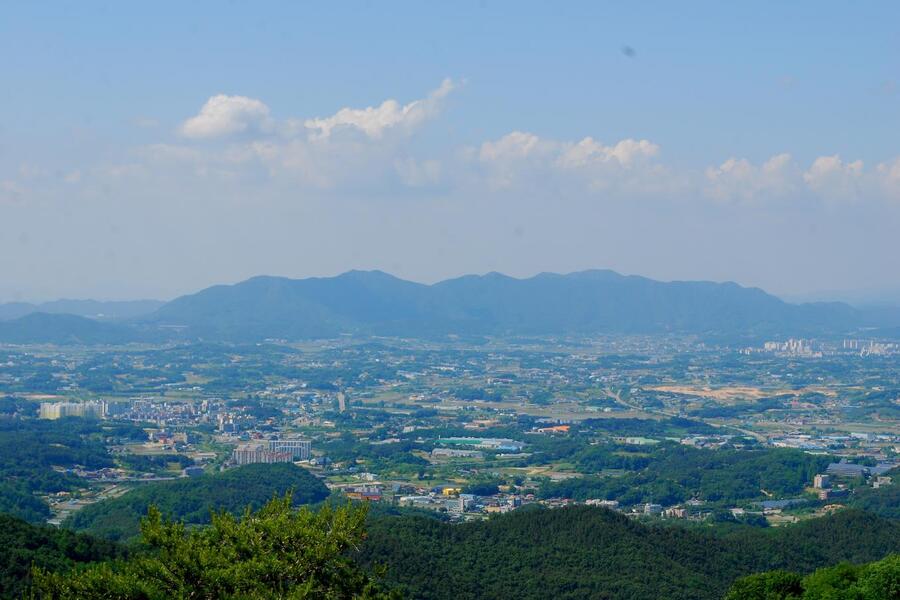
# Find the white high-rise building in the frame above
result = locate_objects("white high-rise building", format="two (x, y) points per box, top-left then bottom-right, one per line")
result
(268, 438), (311, 460)
(232, 443), (293, 466)
(39, 401), (104, 420)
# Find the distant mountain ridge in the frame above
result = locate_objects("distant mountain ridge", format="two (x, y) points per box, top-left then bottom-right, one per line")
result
(143, 269), (869, 341)
(0, 299), (164, 321)
(0, 313), (140, 345)
(0, 270), (893, 344)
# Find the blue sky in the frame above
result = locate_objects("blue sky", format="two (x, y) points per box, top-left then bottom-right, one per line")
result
(1, 2), (899, 302)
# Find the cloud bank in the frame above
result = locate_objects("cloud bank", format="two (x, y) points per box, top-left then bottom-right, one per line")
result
(160, 83), (900, 205)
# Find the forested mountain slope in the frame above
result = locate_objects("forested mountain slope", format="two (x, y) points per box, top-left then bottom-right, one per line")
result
(0, 514), (122, 599)
(358, 507), (900, 600)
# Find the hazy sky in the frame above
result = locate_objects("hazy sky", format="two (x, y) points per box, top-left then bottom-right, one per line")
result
(1, 1), (899, 302)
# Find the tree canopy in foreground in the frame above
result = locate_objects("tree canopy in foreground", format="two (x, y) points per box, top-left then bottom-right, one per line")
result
(66, 463), (330, 541)
(725, 554), (900, 600)
(32, 494), (397, 600)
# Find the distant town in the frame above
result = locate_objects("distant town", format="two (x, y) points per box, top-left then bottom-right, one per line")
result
(3, 331), (894, 528)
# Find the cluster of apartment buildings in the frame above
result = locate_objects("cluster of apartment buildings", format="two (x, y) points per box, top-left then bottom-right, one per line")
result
(762, 339), (821, 357)
(749, 338), (899, 358)
(39, 400), (105, 419)
(231, 438), (312, 466)
(38, 397), (238, 428)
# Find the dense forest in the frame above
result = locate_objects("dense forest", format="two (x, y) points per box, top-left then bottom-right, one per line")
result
(725, 553), (900, 599)
(357, 507), (900, 600)
(846, 480), (900, 520)
(65, 463), (330, 541)
(0, 417), (145, 522)
(539, 445), (832, 506)
(0, 513), (122, 599)
(4, 501), (900, 599)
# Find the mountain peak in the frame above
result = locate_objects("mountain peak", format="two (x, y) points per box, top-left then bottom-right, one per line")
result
(134, 270), (867, 342)
(3, 270), (882, 344)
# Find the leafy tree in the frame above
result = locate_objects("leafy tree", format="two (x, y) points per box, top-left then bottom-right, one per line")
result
(725, 554), (900, 600)
(0, 514), (121, 599)
(32, 494), (398, 599)
(723, 571), (803, 600)
(801, 563), (860, 599)
(463, 481), (501, 496)
(855, 554), (900, 599)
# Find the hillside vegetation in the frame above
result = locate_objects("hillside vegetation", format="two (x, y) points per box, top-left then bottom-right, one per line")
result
(65, 463), (329, 541)
(358, 507), (900, 600)
(725, 553), (900, 599)
(0, 513), (121, 599)
(33, 495), (396, 599)
(0, 418), (138, 523)
(6, 501), (900, 599)
(539, 445), (832, 506)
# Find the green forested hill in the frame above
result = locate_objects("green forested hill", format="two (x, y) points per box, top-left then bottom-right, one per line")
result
(65, 463), (329, 541)
(539, 445), (831, 506)
(846, 481), (900, 520)
(0, 513), (121, 599)
(725, 553), (900, 599)
(8, 503), (900, 599)
(0, 418), (125, 523)
(358, 507), (900, 600)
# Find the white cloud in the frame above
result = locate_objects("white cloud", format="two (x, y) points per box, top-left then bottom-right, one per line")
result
(557, 138), (659, 169)
(704, 153), (799, 202)
(703, 153), (882, 204)
(81, 82), (900, 204)
(475, 131), (664, 191)
(478, 131), (546, 162)
(158, 81), (460, 189)
(803, 155), (864, 199)
(303, 78), (456, 140)
(477, 133), (658, 168)
(180, 94), (273, 139)
(558, 137), (659, 169)
(474, 132), (555, 189)
(875, 157), (900, 200)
